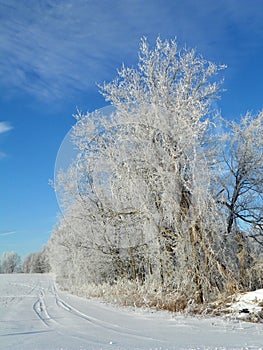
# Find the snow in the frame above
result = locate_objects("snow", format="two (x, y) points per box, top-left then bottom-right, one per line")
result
(0, 274), (263, 350)
(228, 289), (263, 322)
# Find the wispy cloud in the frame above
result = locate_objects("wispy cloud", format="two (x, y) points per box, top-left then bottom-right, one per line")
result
(0, 121), (12, 159)
(0, 121), (13, 134)
(0, 151), (7, 159)
(0, 0), (262, 102)
(0, 231), (16, 237)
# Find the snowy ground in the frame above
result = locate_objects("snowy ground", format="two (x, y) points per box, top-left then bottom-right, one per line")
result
(227, 289), (263, 322)
(0, 274), (262, 350)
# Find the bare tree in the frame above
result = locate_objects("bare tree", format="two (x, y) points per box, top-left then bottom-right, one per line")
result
(218, 112), (263, 242)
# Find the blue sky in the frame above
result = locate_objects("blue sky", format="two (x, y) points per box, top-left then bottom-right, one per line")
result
(1, 0), (263, 259)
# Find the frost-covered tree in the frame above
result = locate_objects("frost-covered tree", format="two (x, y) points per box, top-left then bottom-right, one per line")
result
(22, 246), (50, 273)
(49, 37), (261, 308)
(97, 37), (234, 300)
(1, 251), (21, 273)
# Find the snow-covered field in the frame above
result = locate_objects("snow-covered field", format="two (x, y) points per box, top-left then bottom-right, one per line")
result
(0, 274), (262, 350)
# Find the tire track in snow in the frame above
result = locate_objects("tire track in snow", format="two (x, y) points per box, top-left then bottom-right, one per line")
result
(33, 282), (120, 348)
(33, 289), (50, 327)
(51, 283), (167, 344)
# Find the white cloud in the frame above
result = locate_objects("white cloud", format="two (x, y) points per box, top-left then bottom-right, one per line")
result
(0, 231), (16, 237)
(0, 0), (262, 102)
(0, 122), (13, 134)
